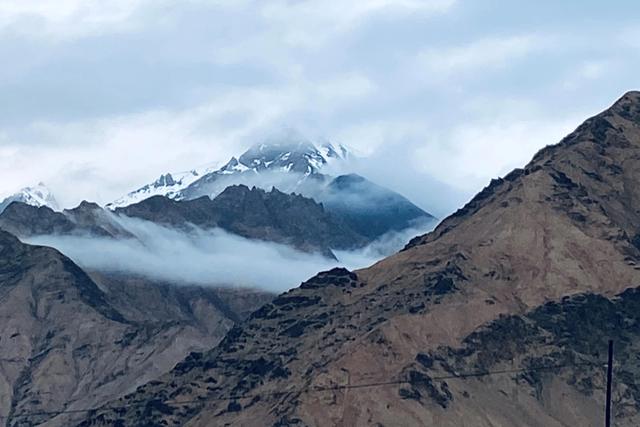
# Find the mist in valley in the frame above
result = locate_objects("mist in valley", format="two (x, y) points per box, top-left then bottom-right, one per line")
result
(26, 215), (437, 293)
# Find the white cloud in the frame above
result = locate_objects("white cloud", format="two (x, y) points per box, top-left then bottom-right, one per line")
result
(334, 119), (431, 156)
(26, 216), (418, 291)
(618, 25), (640, 49)
(259, 0), (456, 48)
(415, 113), (584, 191)
(0, 92), (280, 206)
(579, 61), (609, 80)
(0, 0), (151, 39)
(415, 35), (546, 81)
(0, 0), (456, 43)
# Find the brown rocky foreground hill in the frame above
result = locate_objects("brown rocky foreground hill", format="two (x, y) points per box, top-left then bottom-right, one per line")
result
(0, 231), (271, 427)
(70, 91), (640, 426)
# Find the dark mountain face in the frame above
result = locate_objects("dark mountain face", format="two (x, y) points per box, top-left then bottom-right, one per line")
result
(1, 186), (370, 258)
(0, 230), (271, 427)
(114, 195), (218, 228)
(184, 174), (436, 242)
(63, 201), (133, 238)
(79, 92), (640, 427)
(128, 140), (436, 241)
(0, 202), (75, 236)
(0, 201), (131, 238)
(117, 185), (368, 257)
(321, 174), (435, 239)
(209, 185), (366, 253)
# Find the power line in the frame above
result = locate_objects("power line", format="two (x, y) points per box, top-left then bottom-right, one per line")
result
(605, 340), (614, 427)
(2, 360), (603, 421)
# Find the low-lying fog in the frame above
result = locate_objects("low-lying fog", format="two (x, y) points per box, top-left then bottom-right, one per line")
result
(27, 216), (436, 293)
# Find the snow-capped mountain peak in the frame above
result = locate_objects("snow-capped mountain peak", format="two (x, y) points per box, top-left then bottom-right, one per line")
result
(237, 140), (349, 175)
(0, 183), (60, 213)
(107, 139), (352, 209)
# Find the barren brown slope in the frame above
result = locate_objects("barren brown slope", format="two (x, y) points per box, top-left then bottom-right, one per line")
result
(79, 91), (640, 427)
(0, 231), (270, 427)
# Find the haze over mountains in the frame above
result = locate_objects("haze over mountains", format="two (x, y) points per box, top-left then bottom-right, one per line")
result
(68, 91), (640, 427)
(107, 136), (350, 209)
(1, 0), (637, 425)
(4, 90), (640, 426)
(0, 138), (437, 292)
(106, 136), (436, 241)
(0, 132), (439, 426)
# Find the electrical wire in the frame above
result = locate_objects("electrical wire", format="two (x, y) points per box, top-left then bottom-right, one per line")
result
(1, 360), (605, 421)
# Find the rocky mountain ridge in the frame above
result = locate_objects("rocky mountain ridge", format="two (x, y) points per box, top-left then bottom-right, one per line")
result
(0, 200), (131, 239)
(78, 91), (640, 426)
(116, 185), (368, 257)
(1, 183), (433, 262)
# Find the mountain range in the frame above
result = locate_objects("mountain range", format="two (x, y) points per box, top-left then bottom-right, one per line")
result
(0, 138), (436, 260)
(3, 92), (640, 426)
(105, 137), (437, 245)
(106, 137), (350, 209)
(71, 91), (640, 426)
(0, 182), (422, 262)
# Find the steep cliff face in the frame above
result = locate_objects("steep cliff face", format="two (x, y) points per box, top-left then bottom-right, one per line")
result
(0, 231), (271, 427)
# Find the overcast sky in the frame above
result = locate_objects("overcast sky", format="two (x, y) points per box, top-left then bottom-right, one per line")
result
(1, 0), (639, 212)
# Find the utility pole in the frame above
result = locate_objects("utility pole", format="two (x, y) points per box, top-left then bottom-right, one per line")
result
(605, 340), (614, 427)
(340, 368), (351, 427)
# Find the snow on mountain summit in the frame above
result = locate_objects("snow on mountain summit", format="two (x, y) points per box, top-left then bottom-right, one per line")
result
(237, 140), (348, 175)
(0, 183), (60, 213)
(107, 165), (217, 209)
(108, 139), (351, 209)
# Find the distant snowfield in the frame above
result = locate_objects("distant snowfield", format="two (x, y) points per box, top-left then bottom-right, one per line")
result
(26, 216), (437, 293)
